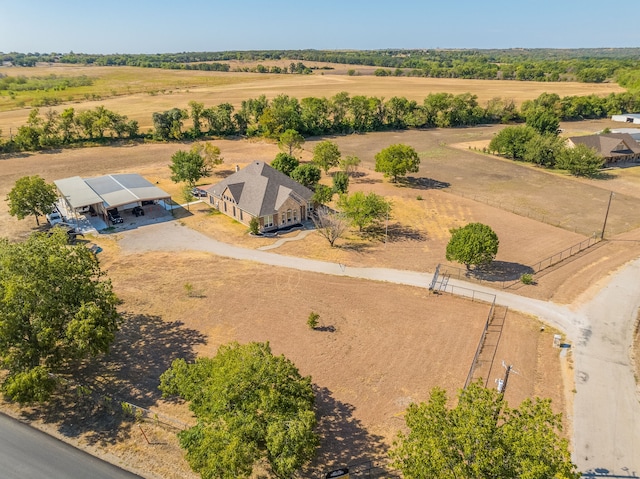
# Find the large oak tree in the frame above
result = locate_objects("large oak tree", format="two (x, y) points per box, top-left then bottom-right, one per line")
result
(374, 144), (420, 182)
(0, 230), (120, 403)
(391, 381), (579, 479)
(446, 222), (499, 270)
(159, 342), (318, 479)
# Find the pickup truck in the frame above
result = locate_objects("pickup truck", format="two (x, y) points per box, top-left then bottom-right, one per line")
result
(46, 209), (63, 226)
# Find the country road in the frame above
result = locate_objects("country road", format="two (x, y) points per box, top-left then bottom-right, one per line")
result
(0, 413), (141, 479)
(118, 221), (640, 476)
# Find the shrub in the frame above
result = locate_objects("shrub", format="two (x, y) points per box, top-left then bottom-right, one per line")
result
(520, 273), (534, 285)
(249, 216), (260, 235)
(307, 312), (319, 330)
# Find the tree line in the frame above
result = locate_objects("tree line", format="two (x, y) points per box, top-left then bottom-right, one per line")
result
(3, 88), (640, 154)
(4, 48), (640, 83)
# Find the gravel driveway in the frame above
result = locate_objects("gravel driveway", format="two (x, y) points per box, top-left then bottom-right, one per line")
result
(117, 221), (640, 476)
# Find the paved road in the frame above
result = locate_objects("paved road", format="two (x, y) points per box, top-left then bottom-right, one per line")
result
(0, 413), (141, 479)
(118, 222), (640, 476)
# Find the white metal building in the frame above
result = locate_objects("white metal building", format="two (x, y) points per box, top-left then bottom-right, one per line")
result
(611, 113), (640, 124)
(610, 128), (640, 142)
(54, 174), (171, 224)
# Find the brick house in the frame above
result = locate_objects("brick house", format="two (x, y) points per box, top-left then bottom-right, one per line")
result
(566, 133), (640, 165)
(205, 161), (314, 232)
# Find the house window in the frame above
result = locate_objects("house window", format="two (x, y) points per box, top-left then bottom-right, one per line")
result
(293, 210), (297, 222)
(240, 210), (243, 221)
(233, 206), (236, 217)
(264, 215), (273, 228)
(287, 209), (292, 222)
(282, 214), (286, 225)
(224, 202), (227, 212)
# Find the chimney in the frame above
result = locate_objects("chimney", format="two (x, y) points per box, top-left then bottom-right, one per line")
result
(235, 165), (239, 172)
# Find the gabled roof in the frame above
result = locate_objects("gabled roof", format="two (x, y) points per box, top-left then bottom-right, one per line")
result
(207, 161), (314, 217)
(567, 133), (640, 158)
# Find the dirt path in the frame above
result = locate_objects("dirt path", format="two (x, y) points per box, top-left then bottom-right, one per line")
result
(116, 221), (640, 475)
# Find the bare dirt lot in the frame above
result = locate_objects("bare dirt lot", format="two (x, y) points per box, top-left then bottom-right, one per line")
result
(2, 120), (640, 476)
(1, 247), (568, 478)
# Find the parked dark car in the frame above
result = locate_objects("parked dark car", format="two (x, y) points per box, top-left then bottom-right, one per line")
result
(107, 208), (123, 224)
(47, 224), (85, 244)
(132, 206), (145, 217)
(191, 187), (208, 197)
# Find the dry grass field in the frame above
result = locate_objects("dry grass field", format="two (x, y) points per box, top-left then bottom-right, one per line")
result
(0, 62), (625, 138)
(1, 66), (640, 477)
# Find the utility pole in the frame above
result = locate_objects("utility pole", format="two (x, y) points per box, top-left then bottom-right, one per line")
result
(600, 191), (614, 240)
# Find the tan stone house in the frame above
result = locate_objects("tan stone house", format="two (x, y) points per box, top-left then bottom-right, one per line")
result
(205, 161), (314, 232)
(566, 133), (640, 165)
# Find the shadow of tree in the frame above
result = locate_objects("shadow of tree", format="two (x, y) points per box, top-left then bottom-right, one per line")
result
(308, 386), (387, 472)
(338, 241), (375, 253)
(353, 177), (381, 185)
(402, 176), (451, 190)
(472, 261), (534, 282)
(19, 312), (206, 446)
(356, 223), (426, 243)
(387, 223), (427, 242)
(214, 168), (235, 177)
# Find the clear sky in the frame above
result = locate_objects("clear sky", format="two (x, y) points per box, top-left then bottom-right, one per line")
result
(2, 0), (638, 54)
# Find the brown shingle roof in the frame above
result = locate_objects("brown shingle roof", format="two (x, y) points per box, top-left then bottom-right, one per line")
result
(206, 161), (313, 217)
(568, 133), (640, 158)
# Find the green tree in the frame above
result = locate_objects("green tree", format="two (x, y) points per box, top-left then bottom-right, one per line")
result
(526, 108), (560, 135)
(181, 184), (195, 211)
(169, 149), (212, 187)
(277, 129), (305, 156)
(332, 171), (349, 194)
(446, 222), (499, 270)
(339, 155), (361, 177)
(300, 97), (331, 135)
(159, 342), (318, 479)
(190, 142), (224, 168)
(374, 144), (420, 182)
(188, 100), (205, 138)
(6, 175), (58, 226)
(259, 94), (302, 137)
(523, 133), (563, 167)
(488, 125), (537, 160)
(290, 164), (321, 190)
(338, 191), (391, 232)
(312, 184), (334, 204)
(0, 230), (120, 403)
(153, 108), (187, 140)
(391, 381), (579, 479)
(13, 109), (43, 150)
(556, 143), (604, 177)
(312, 140), (341, 174)
(271, 153), (300, 177)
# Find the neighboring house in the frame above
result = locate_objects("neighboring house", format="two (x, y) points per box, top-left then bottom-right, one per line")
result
(566, 133), (640, 165)
(205, 161), (314, 232)
(611, 113), (640, 124)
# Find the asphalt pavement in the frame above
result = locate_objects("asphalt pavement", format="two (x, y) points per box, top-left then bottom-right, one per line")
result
(0, 413), (141, 479)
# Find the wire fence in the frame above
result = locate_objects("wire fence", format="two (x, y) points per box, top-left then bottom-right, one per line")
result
(55, 375), (191, 432)
(464, 295), (497, 389)
(530, 233), (600, 273)
(436, 264), (517, 290)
